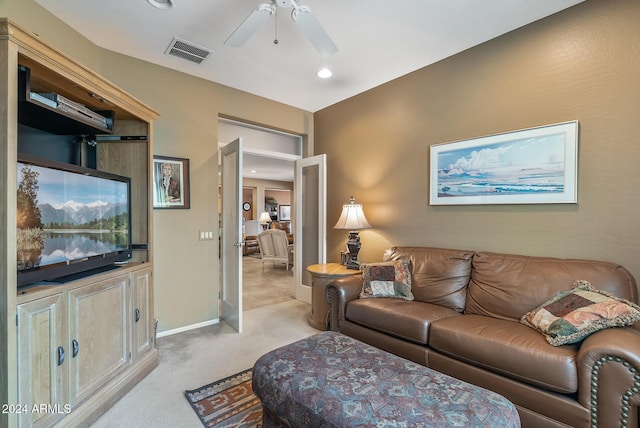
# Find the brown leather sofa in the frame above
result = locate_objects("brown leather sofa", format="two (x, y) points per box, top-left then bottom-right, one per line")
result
(326, 246), (640, 428)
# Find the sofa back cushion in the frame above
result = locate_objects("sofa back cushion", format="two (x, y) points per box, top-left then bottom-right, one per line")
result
(465, 251), (638, 321)
(384, 247), (474, 312)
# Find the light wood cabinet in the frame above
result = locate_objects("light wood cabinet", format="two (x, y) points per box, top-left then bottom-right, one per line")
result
(1, 18), (159, 428)
(68, 274), (129, 406)
(16, 265), (155, 427)
(132, 267), (154, 360)
(16, 294), (68, 428)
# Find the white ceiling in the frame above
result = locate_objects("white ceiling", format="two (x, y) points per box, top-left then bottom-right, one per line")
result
(34, 0), (584, 113)
(243, 154), (295, 182)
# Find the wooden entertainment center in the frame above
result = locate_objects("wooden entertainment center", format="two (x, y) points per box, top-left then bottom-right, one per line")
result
(1, 19), (159, 427)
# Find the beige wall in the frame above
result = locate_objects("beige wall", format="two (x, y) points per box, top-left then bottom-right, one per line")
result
(315, 0), (640, 288)
(2, 0), (313, 332)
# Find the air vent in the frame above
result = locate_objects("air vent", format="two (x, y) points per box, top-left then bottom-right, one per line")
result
(164, 37), (212, 64)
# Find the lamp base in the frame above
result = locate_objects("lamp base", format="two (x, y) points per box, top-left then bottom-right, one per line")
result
(345, 259), (361, 270)
(345, 230), (362, 270)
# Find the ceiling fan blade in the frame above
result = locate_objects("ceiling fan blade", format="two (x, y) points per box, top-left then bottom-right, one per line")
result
(292, 6), (338, 57)
(225, 3), (275, 47)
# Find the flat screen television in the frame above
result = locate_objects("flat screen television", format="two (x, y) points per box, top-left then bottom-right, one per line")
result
(17, 153), (132, 287)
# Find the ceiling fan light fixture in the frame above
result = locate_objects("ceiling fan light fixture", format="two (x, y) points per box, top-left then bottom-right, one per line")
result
(317, 68), (332, 79)
(147, 0), (174, 10)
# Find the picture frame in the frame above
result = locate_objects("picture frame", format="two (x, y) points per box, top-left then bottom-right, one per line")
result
(153, 155), (190, 209)
(278, 205), (291, 221)
(430, 121), (578, 205)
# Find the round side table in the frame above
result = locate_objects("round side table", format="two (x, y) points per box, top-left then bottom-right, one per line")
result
(306, 263), (361, 330)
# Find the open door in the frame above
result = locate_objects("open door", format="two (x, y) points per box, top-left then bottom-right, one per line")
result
(293, 154), (327, 303)
(220, 138), (243, 332)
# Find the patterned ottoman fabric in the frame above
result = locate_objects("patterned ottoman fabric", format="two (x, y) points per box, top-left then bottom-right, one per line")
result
(253, 331), (520, 427)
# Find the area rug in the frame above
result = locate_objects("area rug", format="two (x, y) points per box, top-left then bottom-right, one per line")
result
(185, 369), (262, 427)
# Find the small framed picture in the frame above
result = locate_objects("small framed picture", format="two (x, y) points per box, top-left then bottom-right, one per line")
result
(279, 204), (291, 221)
(153, 155), (190, 209)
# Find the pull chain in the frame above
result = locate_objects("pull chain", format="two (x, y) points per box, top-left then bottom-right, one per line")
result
(274, 5), (279, 45)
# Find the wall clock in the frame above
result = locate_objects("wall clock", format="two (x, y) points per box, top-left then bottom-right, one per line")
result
(243, 202), (251, 211)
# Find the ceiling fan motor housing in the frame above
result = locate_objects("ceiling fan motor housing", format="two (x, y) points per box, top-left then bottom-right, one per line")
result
(276, 0), (293, 8)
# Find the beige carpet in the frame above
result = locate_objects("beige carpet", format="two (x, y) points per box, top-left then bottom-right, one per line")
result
(91, 300), (317, 427)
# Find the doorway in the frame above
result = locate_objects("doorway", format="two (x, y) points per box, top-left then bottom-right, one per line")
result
(218, 118), (328, 330)
(243, 186), (295, 311)
(219, 119), (300, 320)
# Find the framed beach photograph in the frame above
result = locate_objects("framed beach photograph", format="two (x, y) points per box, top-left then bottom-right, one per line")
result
(430, 121), (579, 205)
(153, 155), (190, 209)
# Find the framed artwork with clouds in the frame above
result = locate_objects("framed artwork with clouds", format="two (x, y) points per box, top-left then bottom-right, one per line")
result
(429, 121), (578, 205)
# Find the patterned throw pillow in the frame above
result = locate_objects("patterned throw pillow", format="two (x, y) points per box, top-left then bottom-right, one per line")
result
(521, 280), (640, 346)
(360, 259), (414, 301)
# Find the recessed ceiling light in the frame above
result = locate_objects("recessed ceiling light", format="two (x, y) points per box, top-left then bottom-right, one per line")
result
(147, 0), (174, 10)
(317, 68), (333, 79)
(251, 170), (257, 173)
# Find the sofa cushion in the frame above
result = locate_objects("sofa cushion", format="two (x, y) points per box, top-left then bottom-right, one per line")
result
(360, 259), (414, 300)
(521, 280), (640, 346)
(429, 314), (579, 394)
(383, 246), (473, 312)
(465, 251), (638, 322)
(346, 298), (460, 345)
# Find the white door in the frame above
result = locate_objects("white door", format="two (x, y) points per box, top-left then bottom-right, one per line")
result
(221, 138), (243, 332)
(294, 155), (327, 303)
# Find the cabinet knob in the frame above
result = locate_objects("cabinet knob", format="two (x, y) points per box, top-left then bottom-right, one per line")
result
(135, 308), (141, 323)
(72, 339), (79, 358)
(57, 346), (65, 366)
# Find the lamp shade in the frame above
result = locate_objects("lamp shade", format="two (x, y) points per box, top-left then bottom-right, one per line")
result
(259, 211), (272, 225)
(333, 197), (371, 230)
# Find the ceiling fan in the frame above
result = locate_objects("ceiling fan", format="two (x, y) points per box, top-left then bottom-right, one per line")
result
(224, 0), (338, 57)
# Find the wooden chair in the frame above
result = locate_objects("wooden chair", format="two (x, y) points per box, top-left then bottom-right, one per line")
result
(257, 229), (293, 270)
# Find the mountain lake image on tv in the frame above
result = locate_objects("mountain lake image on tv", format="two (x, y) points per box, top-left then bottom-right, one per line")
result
(17, 154), (132, 287)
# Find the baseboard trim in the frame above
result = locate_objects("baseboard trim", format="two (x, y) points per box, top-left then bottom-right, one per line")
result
(157, 318), (220, 338)
(296, 284), (311, 304)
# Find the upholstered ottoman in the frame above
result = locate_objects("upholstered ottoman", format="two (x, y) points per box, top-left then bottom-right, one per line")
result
(252, 331), (520, 427)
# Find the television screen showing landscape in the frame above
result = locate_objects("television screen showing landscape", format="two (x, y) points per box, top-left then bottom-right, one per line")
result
(17, 161), (130, 272)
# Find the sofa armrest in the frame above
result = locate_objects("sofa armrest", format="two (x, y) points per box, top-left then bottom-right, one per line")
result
(325, 274), (362, 332)
(577, 324), (640, 427)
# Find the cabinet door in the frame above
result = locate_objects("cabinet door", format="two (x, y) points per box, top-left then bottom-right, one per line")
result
(132, 267), (154, 360)
(17, 294), (68, 428)
(68, 275), (129, 405)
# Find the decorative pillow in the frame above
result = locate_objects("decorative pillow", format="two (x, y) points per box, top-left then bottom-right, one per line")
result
(360, 259), (414, 300)
(521, 280), (640, 346)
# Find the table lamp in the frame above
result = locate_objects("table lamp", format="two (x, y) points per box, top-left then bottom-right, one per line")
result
(259, 211), (272, 230)
(333, 196), (371, 269)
